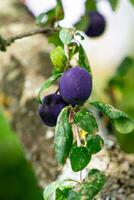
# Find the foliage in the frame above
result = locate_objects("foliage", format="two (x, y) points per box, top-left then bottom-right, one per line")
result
(55, 107), (73, 165)
(50, 46), (67, 72)
(37, 73), (63, 104)
(109, 0), (119, 10)
(0, 0), (133, 199)
(107, 57), (134, 152)
(75, 0), (97, 30)
(36, 0), (64, 26)
(35, 1), (132, 197)
(129, 0), (134, 5)
(90, 101), (133, 134)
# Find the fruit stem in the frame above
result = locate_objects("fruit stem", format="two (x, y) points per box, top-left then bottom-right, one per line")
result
(64, 44), (70, 67)
(72, 124), (83, 182)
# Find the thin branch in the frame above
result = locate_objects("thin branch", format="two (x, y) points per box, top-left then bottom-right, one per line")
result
(6, 27), (59, 45)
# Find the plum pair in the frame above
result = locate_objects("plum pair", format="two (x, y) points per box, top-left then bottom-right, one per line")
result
(39, 67), (92, 127)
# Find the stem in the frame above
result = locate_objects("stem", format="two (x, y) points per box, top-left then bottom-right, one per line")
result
(76, 126), (81, 147)
(64, 44), (70, 67)
(6, 27), (58, 45)
(65, 178), (80, 184)
(72, 124), (83, 182)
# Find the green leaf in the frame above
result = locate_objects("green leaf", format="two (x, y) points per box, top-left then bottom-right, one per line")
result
(36, 12), (49, 26)
(86, 135), (104, 154)
(79, 169), (106, 199)
(109, 0), (119, 10)
(55, 187), (81, 200)
(129, 0), (134, 5)
(55, 188), (66, 200)
(113, 117), (134, 134)
(90, 101), (134, 134)
(85, 0), (97, 11)
(49, 31), (64, 47)
(36, 0), (64, 26)
(44, 181), (64, 200)
(50, 46), (67, 72)
(37, 73), (62, 104)
(68, 42), (79, 60)
(75, 15), (89, 31)
(75, 0), (97, 30)
(70, 146), (91, 172)
(109, 57), (134, 88)
(59, 28), (75, 45)
(78, 44), (91, 73)
(74, 109), (98, 134)
(116, 57), (133, 76)
(67, 190), (81, 200)
(55, 107), (73, 165)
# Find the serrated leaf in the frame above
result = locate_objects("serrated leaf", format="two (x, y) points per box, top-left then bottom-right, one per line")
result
(86, 135), (104, 154)
(78, 44), (91, 73)
(50, 46), (67, 72)
(70, 146), (91, 172)
(59, 28), (75, 45)
(90, 101), (134, 134)
(109, 0), (119, 10)
(36, 0), (64, 26)
(37, 73), (62, 104)
(79, 168), (106, 199)
(55, 107), (73, 165)
(74, 109), (98, 134)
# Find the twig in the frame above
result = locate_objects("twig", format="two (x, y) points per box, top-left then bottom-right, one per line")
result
(6, 27), (59, 45)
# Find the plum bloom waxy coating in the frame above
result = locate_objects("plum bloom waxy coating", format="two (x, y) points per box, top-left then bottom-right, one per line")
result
(85, 11), (106, 37)
(59, 66), (92, 106)
(38, 94), (67, 127)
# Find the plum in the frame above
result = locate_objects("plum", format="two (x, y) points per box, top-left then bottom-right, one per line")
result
(85, 11), (106, 37)
(38, 93), (67, 127)
(59, 66), (92, 106)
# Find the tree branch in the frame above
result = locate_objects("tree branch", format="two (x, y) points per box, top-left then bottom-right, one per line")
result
(7, 27), (58, 44)
(0, 27), (59, 51)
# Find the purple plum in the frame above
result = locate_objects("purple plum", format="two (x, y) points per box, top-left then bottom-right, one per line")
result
(85, 11), (106, 37)
(38, 93), (67, 127)
(59, 66), (92, 106)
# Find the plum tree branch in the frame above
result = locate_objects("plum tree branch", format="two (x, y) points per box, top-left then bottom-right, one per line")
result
(7, 27), (58, 44)
(0, 27), (59, 51)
